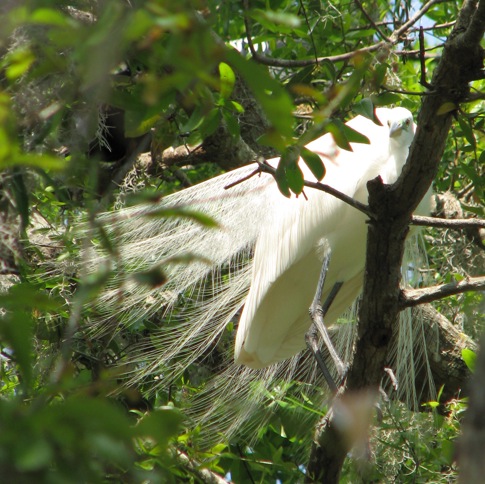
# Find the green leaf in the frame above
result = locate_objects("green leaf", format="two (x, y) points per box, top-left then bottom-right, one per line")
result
(0, 313), (33, 388)
(222, 109), (241, 138)
(300, 147), (325, 181)
(230, 100), (245, 113)
(457, 115), (476, 148)
(372, 63), (389, 88)
(47, 397), (134, 440)
(339, 121), (370, 144)
(277, 146), (304, 195)
(353, 98), (374, 120)
(287, 65), (317, 87)
(320, 60), (337, 83)
(286, 161), (304, 194)
(131, 266), (168, 288)
(462, 348), (476, 372)
(3, 47), (35, 80)
(2, 152), (66, 171)
(332, 55), (373, 110)
(29, 8), (70, 27)
(325, 120), (352, 151)
(125, 112), (161, 137)
(461, 203), (484, 216)
(275, 157), (291, 198)
(0, 283), (63, 312)
(15, 438), (53, 472)
(437, 102), (457, 115)
(251, 9), (301, 32)
(198, 108), (221, 139)
(219, 62), (236, 100)
(136, 407), (184, 447)
(180, 105), (206, 133)
(10, 169), (29, 229)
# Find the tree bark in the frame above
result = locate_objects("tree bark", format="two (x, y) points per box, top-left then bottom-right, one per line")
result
(306, 0), (485, 480)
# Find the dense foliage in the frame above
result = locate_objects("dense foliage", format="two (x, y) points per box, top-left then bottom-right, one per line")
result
(0, 0), (483, 481)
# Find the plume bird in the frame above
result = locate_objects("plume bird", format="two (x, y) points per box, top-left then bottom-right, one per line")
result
(85, 107), (433, 439)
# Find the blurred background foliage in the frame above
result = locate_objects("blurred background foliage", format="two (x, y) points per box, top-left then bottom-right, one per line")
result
(0, 0), (483, 481)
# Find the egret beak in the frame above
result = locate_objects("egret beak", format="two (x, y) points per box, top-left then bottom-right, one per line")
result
(389, 120), (406, 138)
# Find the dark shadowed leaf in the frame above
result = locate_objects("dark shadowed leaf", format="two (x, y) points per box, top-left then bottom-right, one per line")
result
(301, 147), (325, 181)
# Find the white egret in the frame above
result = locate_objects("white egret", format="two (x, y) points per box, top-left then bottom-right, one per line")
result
(235, 107), (417, 372)
(83, 107), (434, 441)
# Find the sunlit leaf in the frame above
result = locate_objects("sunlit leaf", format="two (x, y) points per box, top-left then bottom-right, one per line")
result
(437, 102), (457, 115)
(1, 153), (66, 171)
(219, 62), (236, 100)
(462, 348), (476, 372)
(29, 8), (70, 27)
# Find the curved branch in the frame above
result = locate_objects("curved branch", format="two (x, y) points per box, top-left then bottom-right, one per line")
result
(400, 276), (485, 308)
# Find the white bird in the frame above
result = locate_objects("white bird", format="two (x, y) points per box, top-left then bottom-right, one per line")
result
(83, 106), (433, 441)
(235, 107), (416, 369)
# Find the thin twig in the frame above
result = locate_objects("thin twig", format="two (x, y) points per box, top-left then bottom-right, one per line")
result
(223, 166), (261, 189)
(257, 161), (372, 216)
(380, 87), (433, 96)
(353, 0), (391, 41)
(391, 0), (445, 41)
(419, 27), (434, 89)
(299, 0), (319, 64)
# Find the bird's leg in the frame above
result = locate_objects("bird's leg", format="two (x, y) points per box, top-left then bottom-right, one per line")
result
(305, 252), (347, 392)
(305, 324), (338, 393)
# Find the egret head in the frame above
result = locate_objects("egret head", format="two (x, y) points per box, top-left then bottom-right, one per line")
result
(386, 107), (415, 148)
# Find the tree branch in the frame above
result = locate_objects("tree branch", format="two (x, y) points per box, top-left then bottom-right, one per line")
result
(400, 276), (485, 308)
(242, 0), (446, 68)
(256, 160), (372, 216)
(411, 214), (485, 229)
